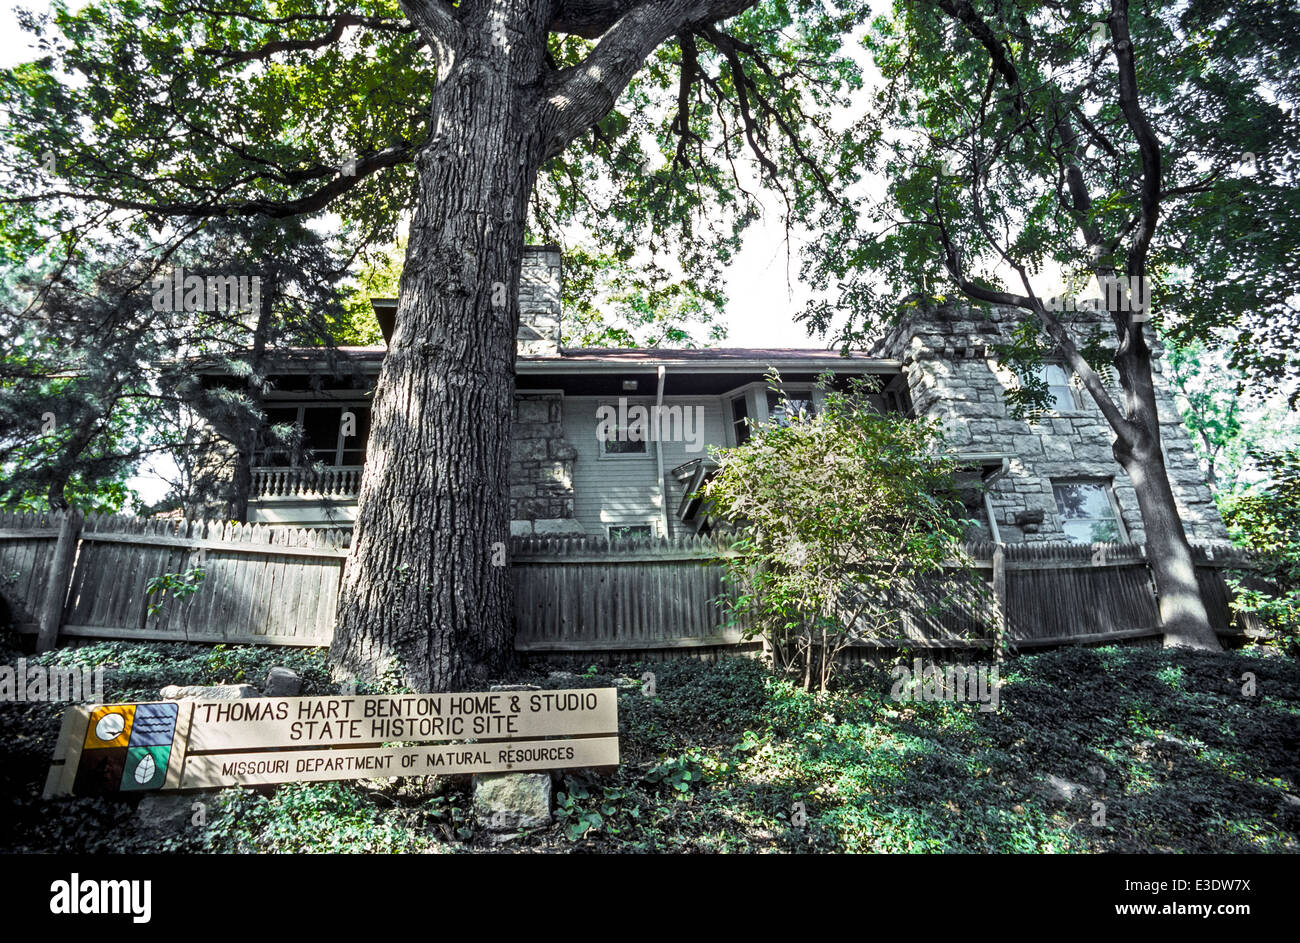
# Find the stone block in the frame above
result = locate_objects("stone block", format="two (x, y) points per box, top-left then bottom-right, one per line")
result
(473, 772), (553, 831)
(264, 667), (302, 697)
(518, 498), (551, 520)
(511, 439), (548, 462)
(516, 400), (550, 424)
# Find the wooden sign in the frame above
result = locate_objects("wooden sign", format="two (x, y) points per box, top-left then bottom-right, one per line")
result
(182, 738), (620, 788)
(45, 689), (619, 798)
(186, 689), (618, 750)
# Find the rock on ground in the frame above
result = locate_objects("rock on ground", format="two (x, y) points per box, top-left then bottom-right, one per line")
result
(263, 667), (302, 697)
(473, 772), (553, 831)
(1036, 773), (1092, 805)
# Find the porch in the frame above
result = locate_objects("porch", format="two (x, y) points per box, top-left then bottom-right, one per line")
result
(249, 466), (363, 526)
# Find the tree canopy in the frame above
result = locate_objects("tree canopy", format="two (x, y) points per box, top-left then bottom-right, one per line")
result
(804, 0), (1300, 401)
(2, 0), (872, 324)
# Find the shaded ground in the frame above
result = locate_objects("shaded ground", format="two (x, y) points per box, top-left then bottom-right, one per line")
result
(1, 636), (1297, 853)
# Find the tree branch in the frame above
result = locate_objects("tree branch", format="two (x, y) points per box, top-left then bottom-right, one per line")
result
(931, 191), (1132, 437)
(399, 0), (464, 70)
(198, 14), (416, 65)
(2, 143), (416, 219)
(1108, 0), (1161, 283)
(540, 0), (757, 161)
(934, 0), (1023, 113)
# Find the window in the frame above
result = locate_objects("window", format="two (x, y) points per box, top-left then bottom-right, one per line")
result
(960, 496), (997, 541)
(597, 400), (649, 457)
(729, 394), (751, 445)
(1052, 480), (1125, 543)
(260, 406), (301, 466)
(603, 436), (647, 456)
(766, 389), (816, 427)
(301, 406), (344, 464)
(337, 406), (371, 466)
(257, 404), (370, 467)
(1039, 364), (1079, 412)
(608, 523), (654, 540)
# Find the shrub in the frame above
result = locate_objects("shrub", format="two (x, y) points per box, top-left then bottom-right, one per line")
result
(1222, 450), (1300, 654)
(703, 375), (976, 691)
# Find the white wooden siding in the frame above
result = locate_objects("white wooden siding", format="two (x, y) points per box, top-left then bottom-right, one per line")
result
(563, 395), (728, 538)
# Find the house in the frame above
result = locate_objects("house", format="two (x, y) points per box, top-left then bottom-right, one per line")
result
(194, 245), (1227, 545)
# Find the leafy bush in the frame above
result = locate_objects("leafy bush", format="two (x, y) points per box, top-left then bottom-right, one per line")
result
(1222, 450), (1300, 654)
(145, 565), (206, 616)
(703, 375), (977, 690)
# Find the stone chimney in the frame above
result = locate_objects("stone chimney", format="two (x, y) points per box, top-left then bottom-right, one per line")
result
(517, 244), (563, 357)
(369, 244), (563, 354)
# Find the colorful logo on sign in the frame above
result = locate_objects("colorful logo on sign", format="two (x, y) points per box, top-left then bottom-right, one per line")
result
(73, 703), (178, 795)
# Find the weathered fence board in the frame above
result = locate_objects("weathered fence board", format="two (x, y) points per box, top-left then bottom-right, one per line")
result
(0, 510), (62, 634)
(0, 511), (1255, 656)
(509, 534), (748, 653)
(27, 513), (339, 647)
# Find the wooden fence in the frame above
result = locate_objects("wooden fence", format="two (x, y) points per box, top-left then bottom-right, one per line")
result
(0, 511), (345, 647)
(0, 510), (1254, 657)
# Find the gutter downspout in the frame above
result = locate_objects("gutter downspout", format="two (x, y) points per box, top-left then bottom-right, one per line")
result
(656, 365), (669, 539)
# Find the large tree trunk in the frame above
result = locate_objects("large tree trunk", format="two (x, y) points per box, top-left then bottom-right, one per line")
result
(329, 14), (547, 691)
(1112, 333), (1221, 651)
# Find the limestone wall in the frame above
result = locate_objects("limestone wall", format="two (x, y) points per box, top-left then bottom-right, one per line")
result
(872, 304), (1226, 544)
(509, 392), (583, 536)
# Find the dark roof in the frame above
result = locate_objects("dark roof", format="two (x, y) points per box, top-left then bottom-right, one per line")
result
(261, 345), (878, 360)
(532, 347), (880, 362)
(193, 345), (901, 380)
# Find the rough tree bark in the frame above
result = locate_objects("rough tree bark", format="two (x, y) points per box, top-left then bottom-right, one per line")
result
(228, 279), (277, 523)
(328, 0), (756, 690)
(1102, 0), (1218, 650)
(328, 9), (545, 690)
(1111, 329), (1219, 649)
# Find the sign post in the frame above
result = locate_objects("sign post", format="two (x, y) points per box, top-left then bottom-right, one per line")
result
(45, 689), (619, 798)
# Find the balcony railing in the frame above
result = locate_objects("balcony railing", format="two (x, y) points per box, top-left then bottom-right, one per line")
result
(252, 466), (364, 500)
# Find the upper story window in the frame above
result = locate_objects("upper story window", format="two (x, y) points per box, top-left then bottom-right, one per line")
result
(1052, 479), (1125, 543)
(726, 383), (821, 446)
(728, 393), (751, 446)
(766, 388), (816, 427)
(597, 399), (650, 457)
(259, 403), (370, 467)
(1039, 364), (1080, 413)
